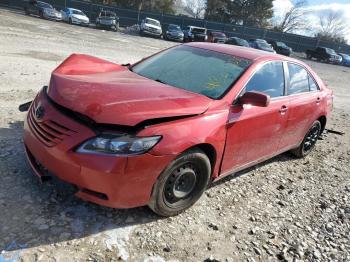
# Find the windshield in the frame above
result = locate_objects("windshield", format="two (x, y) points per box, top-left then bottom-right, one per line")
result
(276, 42), (287, 48)
(341, 54), (350, 59)
(131, 46), (251, 99)
(145, 19), (160, 26)
(257, 42), (272, 49)
(72, 10), (84, 16)
(38, 2), (53, 9)
(212, 32), (225, 37)
(192, 28), (206, 34)
(168, 25), (181, 31)
(100, 11), (116, 17)
(237, 38), (249, 46)
(326, 48), (336, 55)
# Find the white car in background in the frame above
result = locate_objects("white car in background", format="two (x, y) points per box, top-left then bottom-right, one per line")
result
(61, 8), (89, 26)
(140, 17), (162, 38)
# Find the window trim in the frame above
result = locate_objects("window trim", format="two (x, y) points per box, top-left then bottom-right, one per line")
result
(285, 61), (320, 97)
(234, 60), (287, 103)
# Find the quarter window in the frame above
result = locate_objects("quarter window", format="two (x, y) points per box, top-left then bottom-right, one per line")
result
(244, 61), (285, 98)
(308, 75), (319, 91)
(287, 63), (309, 94)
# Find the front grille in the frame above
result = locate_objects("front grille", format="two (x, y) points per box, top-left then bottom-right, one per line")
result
(27, 101), (76, 147)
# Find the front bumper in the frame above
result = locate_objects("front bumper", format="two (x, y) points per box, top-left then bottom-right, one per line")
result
(44, 13), (62, 21)
(71, 19), (89, 26)
(142, 29), (162, 36)
(23, 88), (174, 208)
(166, 33), (183, 41)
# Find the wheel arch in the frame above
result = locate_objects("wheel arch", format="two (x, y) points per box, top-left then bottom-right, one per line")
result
(183, 143), (217, 176)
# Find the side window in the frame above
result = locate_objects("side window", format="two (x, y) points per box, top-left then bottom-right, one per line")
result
(244, 61), (285, 98)
(308, 75), (319, 91)
(287, 63), (309, 95)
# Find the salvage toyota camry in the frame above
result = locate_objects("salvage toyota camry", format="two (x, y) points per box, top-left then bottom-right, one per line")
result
(21, 43), (333, 216)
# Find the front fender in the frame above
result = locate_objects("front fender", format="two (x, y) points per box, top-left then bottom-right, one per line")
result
(138, 109), (229, 178)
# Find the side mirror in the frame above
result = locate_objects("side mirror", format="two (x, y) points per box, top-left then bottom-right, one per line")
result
(239, 91), (270, 107)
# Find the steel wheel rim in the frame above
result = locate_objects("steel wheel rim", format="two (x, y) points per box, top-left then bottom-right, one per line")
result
(303, 123), (321, 152)
(164, 163), (199, 207)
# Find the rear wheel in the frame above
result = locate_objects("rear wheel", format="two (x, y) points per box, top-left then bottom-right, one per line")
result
(148, 148), (211, 217)
(69, 18), (72, 24)
(291, 120), (321, 158)
(306, 53), (312, 59)
(39, 11), (43, 18)
(24, 8), (29, 15)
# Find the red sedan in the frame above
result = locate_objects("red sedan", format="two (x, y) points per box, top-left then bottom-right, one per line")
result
(22, 43), (333, 216)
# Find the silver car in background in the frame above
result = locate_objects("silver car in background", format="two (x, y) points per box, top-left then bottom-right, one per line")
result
(61, 8), (89, 26)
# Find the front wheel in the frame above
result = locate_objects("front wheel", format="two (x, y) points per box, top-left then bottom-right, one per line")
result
(291, 120), (321, 158)
(148, 148), (211, 217)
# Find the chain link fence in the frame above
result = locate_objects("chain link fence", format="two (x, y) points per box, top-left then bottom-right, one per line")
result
(1, 0), (350, 53)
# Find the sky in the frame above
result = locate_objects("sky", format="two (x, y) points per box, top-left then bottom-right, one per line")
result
(272, 0), (350, 43)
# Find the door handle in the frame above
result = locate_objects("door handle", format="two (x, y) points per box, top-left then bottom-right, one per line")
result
(279, 105), (288, 113)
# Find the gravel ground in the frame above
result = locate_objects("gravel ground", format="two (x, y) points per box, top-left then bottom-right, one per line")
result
(0, 8), (349, 262)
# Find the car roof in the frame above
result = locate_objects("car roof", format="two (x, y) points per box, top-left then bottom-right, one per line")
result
(186, 42), (300, 62)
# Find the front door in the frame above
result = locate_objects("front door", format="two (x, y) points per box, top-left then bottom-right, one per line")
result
(221, 61), (289, 174)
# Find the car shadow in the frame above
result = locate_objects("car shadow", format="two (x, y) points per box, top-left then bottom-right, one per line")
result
(0, 120), (162, 252)
(0, 120), (298, 252)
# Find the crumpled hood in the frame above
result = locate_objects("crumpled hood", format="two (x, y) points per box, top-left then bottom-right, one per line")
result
(48, 54), (212, 126)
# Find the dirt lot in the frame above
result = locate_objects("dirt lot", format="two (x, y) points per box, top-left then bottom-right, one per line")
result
(0, 8), (349, 262)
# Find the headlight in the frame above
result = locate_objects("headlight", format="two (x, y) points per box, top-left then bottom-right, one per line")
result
(77, 134), (161, 155)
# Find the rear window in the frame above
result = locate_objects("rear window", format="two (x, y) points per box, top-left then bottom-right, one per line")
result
(132, 45), (251, 99)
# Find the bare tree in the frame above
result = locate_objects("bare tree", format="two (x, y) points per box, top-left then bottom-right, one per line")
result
(184, 0), (206, 18)
(316, 10), (348, 43)
(273, 0), (308, 33)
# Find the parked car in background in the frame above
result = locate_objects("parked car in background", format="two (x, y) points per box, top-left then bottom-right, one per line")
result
(61, 8), (89, 26)
(164, 24), (184, 42)
(24, 0), (62, 21)
(96, 10), (119, 31)
(249, 39), (276, 53)
(306, 47), (342, 64)
(338, 53), (350, 67)
(183, 26), (207, 42)
(207, 31), (227, 43)
(21, 43), (332, 217)
(140, 17), (162, 38)
(268, 40), (292, 56)
(225, 37), (250, 47)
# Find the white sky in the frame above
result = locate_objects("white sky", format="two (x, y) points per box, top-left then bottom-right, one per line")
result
(272, 0), (350, 43)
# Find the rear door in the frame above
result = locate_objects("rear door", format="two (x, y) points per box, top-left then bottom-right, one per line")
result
(278, 62), (322, 150)
(221, 61), (289, 174)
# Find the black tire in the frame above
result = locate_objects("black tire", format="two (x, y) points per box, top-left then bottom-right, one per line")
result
(291, 120), (322, 158)
(148, 148), (211, 217)
(39, 11), (43, 19)
(306, 53), (311, 59)
(69, 18), (72, 24)
(24, 8), (29, 15)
